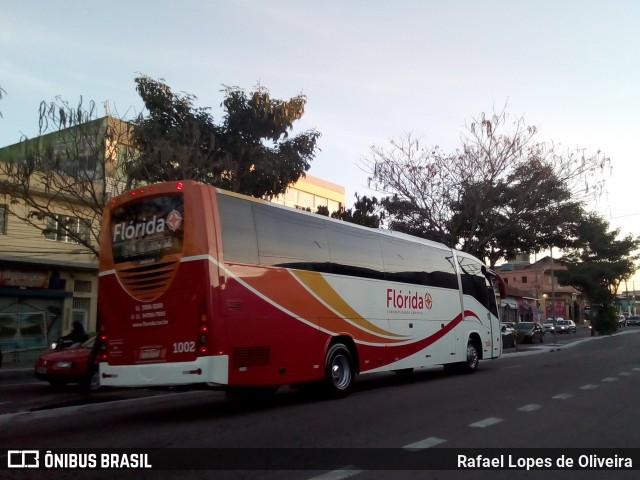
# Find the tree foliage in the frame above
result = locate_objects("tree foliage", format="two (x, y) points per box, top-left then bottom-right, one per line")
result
(360, 107), (610, 265)
(332, 194), (383, 228)
(557, 214), (640, 333)
(130, 76), (321, 198)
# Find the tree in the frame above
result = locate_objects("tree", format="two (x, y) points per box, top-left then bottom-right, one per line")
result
(332, 194), (383, 228)
(0, 77), (321, 258)
(130, 76), (321, 198)
(0, 97), (138, 258)
(557, 214), (640, 334)
(448, 159), (585, 267)
(360, 107), (610, 265)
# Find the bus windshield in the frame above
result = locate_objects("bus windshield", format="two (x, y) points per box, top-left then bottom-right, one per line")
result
(110, 195), (185, 263)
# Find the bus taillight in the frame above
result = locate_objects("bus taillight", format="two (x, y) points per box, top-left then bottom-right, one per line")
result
(198, 314), (208, 355)
(98, 334), (108, 362)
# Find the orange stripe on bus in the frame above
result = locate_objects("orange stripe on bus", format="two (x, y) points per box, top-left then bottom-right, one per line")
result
(291, 270), (406, 339)
(229, 266), (407, 344)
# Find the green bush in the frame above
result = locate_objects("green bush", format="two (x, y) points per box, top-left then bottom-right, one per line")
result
(594, 304), (617, 335)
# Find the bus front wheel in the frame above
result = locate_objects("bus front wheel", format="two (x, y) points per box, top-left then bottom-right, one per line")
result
(324, 343), (354, 398)
(463, 340), (480, 373)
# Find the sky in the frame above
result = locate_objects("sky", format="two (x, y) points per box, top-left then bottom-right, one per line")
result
(1, 0), (640, 278)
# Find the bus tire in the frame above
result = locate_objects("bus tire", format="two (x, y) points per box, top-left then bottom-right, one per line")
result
(324, 343), (354, 398)
(463, 339), (480, 373)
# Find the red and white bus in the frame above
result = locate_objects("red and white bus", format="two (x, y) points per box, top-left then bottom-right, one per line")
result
(98, 180), (505, 397)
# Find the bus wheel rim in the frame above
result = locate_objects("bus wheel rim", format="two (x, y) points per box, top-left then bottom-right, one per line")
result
(331, 354), (350, 389)
(467, 343), (479, 368)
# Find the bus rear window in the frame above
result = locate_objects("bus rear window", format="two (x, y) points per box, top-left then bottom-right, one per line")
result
(110, 195), (184, 263)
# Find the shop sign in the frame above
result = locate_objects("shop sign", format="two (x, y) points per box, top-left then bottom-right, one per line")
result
(0, 268), (50, 289)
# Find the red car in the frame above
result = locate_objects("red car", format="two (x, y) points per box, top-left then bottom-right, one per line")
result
(34, 336), (97, 387)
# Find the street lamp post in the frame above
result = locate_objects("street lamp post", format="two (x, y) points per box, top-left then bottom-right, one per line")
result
(551, 252), (557, 344)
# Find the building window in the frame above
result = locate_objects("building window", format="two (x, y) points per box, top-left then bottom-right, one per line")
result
(0, 204), (7, 234)
(45, 214), (91, 243)
(72, 297), (91, 331)
(74, 280), (93, 293)
(314, 195), (328, 210)
(521, 276), (528, 283)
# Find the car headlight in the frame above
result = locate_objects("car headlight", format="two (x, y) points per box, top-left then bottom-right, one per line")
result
(54, 361), (74, 368)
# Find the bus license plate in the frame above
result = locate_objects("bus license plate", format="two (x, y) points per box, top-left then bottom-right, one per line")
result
(139, 348), (161, 360)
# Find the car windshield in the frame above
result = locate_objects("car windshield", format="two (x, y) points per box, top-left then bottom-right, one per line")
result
(516, 322), (534, 330)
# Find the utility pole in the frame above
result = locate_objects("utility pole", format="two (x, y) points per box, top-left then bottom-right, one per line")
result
(551, 252), (557, 344)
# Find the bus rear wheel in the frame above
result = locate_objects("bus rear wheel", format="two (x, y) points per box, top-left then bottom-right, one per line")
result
(324, 343), (354, 398)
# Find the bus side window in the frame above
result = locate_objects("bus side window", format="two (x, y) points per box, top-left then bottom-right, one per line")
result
(380, 237), (423, 284)
(326, 224), (384, 280)
(253, 204), (330, 269)
(420, 245), (459, 290)
(218, 194), (259, 264)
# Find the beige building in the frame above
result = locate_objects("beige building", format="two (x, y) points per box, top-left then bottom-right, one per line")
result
(271, 174), (345, 214)
(0, 118), (345, 364)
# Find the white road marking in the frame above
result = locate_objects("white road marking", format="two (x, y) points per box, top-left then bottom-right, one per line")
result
(552, 393), (573, 400)
(619, 372), (631, 376)
(308, 468), (363, 480)
(403, 437), (447, 450)
(470, 417), (503, 428)
(518, 404), (542, 412)
(580, 384), (598, 390)
(602, 377), (618, 382)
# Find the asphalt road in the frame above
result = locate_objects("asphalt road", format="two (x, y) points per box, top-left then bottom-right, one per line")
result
(0, 324), (595, 415)
(1, 327), (639, 480)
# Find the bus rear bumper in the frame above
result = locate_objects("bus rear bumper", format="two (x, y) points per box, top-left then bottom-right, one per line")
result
(99, 355), (229, 387)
